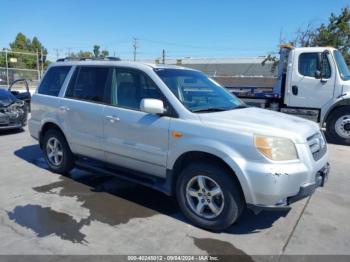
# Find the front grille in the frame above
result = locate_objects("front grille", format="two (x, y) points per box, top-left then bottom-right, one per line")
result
(307, 132), (327, 161)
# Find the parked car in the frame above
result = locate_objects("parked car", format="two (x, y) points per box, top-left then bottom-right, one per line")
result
(0, 79), (31, 130)
(29, 60), (329, 231)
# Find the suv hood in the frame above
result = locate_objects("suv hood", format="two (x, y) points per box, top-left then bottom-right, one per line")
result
(198, 107), (319, 143)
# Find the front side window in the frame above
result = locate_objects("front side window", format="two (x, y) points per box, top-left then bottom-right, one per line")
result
(298, 52), (331, 78)
(65, 66), (110, 103)
(155, 68), (243, 113)
(334, 50), (350, 81)
(109, 68), (163, 110)
(38, 66), (71, 96)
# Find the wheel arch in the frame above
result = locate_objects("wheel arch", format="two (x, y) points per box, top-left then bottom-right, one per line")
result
(39, 121), (68, 149)
(323, 98), (350, 125)
(169, 150), (247, 203)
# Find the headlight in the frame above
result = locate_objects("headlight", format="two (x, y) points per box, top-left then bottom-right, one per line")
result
(8, 102), (24, 114)
(254, 135), (298, 161)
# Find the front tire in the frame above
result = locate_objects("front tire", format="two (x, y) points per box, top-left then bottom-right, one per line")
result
(43, 129), (75, 174)
(176, 162), (244, 231)
(326, 107), (350, 146)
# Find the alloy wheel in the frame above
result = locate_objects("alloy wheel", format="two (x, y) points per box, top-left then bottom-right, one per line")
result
(46, 137), (63, 166)
(185, 175), (225, 219)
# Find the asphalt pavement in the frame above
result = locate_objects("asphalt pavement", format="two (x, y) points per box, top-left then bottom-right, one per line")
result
(0, 127), (349, 261)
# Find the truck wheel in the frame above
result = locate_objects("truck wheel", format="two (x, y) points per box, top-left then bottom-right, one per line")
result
(176, 162), (244, 231)
(327, 107), (350, 146)
(43, 129), (75, 174)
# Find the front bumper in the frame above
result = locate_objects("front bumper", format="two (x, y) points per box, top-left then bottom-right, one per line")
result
(247, 163), (330, 213)
(287, 163), (329, 204)
(0, 108), (27, 130)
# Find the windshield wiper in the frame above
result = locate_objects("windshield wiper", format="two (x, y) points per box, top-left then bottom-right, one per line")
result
(192, 107), (229, 113)
(192, 104), (247, 113)
(233, 104), (248, 109)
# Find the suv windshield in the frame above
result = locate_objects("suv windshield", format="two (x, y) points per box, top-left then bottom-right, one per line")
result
(155, 68), (244, 112)
(334, 50), (350, 81)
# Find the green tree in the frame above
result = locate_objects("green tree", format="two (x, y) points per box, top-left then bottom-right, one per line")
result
(294, 6), (350, 64)
(6, 33), (49, 70)
(101, 50), (109, 57)
(9, 32), (31, 51)
(70, 51), (93, 59)
(93, 45), (100, 58)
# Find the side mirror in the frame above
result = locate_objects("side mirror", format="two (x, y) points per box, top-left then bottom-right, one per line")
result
(316, 50), (330, 82)
(140, 98), (165, 115)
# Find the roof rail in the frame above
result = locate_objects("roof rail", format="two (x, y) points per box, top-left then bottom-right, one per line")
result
(56, 56), (121, 62)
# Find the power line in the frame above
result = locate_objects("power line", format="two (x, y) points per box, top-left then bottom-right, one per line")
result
(139, 37), (273, 51)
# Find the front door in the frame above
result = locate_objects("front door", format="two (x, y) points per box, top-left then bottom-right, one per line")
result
(102, 68), (171, 178)
(288, 50), (335, 108)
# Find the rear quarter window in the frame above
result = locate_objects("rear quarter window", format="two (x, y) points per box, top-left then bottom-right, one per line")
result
(38, 66), (71, 96)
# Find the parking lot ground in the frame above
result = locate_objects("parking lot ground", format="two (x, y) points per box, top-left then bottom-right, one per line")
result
(0, 127), (349, 261)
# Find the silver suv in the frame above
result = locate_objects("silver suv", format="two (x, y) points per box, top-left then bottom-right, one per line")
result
(29, 60), (329, 231)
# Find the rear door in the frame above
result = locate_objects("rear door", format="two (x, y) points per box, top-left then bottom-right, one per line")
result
(61, 66), (110, 160)
(30, 66), (72, 138)
(102, 67), (171, 178)
(287, 50), (335, 108)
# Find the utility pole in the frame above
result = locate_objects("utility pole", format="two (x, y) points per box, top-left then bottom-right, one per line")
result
(162, 49), (166, 64)
(5, 49), (9, 86)
(40, 48), (44, 78)
(54, 48), (60, 60)
(279, 28), (284, 44)
(133, 38), (138, 61)
(36, 50), (40, 81)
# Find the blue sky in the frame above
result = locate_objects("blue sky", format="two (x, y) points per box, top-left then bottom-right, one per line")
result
(0, 0), (349, 60)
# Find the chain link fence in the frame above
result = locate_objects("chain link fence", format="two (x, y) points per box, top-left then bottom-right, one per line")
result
(0, 49), (42, 91)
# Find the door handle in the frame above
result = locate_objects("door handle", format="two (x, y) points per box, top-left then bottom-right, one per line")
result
(105, 115), (120, 123)
(59, 106), (70, 112)
(292, 85), (298, 96)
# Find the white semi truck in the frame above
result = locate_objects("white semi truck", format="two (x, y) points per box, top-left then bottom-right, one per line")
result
(227, 45), (350, 145)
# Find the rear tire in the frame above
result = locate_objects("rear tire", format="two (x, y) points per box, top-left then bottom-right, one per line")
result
(176, 162), (244, 231)
(326, 107), (350, 146)
(43, 129), (75, 174)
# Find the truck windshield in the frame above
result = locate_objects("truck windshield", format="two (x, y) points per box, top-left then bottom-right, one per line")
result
(155, 68), (244, 113)
(334, 50), (350, 81)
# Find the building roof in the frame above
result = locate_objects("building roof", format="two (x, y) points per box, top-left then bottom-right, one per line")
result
(140, 57), (276, 77)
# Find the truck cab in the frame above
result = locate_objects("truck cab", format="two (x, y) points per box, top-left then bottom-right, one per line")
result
(230, 46), (350, 145)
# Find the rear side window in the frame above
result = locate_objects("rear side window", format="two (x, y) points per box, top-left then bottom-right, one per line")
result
(38, 66), (71, 96)
(298, 53), (331, 78)
(65, 66), (110, 103)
